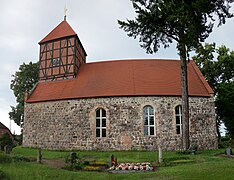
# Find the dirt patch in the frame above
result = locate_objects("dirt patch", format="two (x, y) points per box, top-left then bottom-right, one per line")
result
(42, 158), (66, 169)
(216, 154), (233, 158)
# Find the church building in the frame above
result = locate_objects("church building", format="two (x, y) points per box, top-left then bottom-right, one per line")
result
(23, 18), (218, 151)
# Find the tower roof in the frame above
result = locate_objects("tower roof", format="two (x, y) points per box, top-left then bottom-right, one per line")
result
(39, 20), (77, 44)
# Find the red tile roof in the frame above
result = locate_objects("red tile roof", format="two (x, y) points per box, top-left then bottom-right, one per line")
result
(26, 59), (213, 103)
(39, 20), (77, 44)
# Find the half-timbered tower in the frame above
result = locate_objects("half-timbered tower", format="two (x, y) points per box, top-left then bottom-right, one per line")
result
(23, 19), (218, 151)
(39, 19), (87, 81)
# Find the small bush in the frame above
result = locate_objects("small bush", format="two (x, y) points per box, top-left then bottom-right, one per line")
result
(83, 161), (90, 166)
(0, 170), (8, 180)
(12, 155), (31, 162)
(72, 163), (83, 170)
(0, 154), (12, 164)
(219, 137), (233, 148)
(0, 133), (13, 151)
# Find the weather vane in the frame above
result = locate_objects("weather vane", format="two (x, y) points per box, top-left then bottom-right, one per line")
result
(64, 4), (68, 20)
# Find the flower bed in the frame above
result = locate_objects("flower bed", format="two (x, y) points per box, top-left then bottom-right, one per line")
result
(109, 162), (153, 172)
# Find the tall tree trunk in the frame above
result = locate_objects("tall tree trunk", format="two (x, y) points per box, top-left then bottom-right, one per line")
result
(179, 43), (190, 150)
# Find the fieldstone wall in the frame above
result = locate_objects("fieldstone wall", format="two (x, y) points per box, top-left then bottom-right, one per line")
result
(23, 96), (218, 151)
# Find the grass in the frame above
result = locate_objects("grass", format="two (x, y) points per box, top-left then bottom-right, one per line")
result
(0, 147), (233, 179)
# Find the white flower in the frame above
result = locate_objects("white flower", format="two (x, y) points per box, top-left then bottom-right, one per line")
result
(134, 166), (139, 170)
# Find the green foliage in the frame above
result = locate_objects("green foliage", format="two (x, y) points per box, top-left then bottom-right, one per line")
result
(13, 134), (23, 145)
(118, 0), (233, 54)
(0, 154), (12, 164)
(216, 82), (234, 137)
(0, 133), (13, 151)
(219, 136), (234, 148)
(194, 44), (234, 92)
(9, 61), (39, 126)
(193, 44), (234, 137)
(64, 152), (84, 170)
(12, 155), (31, 162)
(0, 170), (8, 180)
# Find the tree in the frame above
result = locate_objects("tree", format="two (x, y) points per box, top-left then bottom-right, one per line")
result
(0, 133), (13, 151)
(216, 82), (234, 137)
(193, 44), (234, 138)
(9, 62), (39, 126)
(118, 0), (233, 149)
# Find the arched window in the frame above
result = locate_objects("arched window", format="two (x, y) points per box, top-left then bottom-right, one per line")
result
(96, 108), (106, 137)
(175, 105), (182, 134)
(143, 106), (155, 136)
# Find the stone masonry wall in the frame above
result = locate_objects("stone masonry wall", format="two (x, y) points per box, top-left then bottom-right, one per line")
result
(23, 96), (218, 151)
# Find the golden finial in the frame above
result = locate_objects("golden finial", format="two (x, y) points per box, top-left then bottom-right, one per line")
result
(64, 4), (68, 21)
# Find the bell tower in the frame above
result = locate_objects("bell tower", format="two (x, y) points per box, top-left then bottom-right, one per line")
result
(38, 19), (87, 81)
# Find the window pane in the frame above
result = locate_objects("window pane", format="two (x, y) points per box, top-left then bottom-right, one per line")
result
(96, 119), (100, 127)
(150, 116), (154, 125)
(144, 126), (148, 135)
(144, 117), (148, 125)
(150, 127), (154, 135)
(149, 107), (154, 115)
(175, 106), (181, 114)
(102, 129), (106, 137)
(102, 119), (106, 127)
(96, 129), (100, 137)
(102, 109), (106, 117)
(176, 126), (181, 134)
(144, 107), (148, 116)
(176, 116), (180, 125)
(96, 109), (100, 117)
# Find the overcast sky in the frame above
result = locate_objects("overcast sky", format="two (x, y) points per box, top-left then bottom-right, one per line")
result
(0, 0), (234, 134)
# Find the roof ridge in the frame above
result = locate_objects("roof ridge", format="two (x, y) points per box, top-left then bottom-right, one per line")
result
(86, 59), (180, 65)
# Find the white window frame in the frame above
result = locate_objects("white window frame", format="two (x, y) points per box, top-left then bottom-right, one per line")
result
(175, 105), (182, 134)
(96, 108), (106, 138)
(143, 105), (155, 136)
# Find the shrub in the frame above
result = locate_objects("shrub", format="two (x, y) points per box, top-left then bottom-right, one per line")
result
(12, 155), (31, 162)
(0, 133), (13, 151)
(72, 162), (83, 170)
(0, 170), (8, 180)
(0, 154), (12, 164)
(83, 161), (90, 166)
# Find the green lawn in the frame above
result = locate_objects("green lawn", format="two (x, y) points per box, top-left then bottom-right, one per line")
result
(0, 147), (233, 180)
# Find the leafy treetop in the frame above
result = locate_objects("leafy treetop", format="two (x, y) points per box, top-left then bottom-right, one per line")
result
(9, 62), (39, 126)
